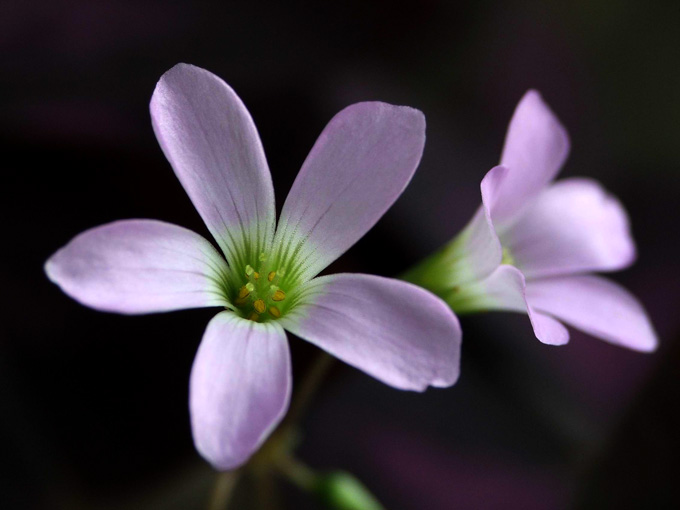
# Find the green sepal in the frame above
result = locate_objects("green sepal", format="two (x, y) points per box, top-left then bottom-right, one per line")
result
(314, 471), (384, 510)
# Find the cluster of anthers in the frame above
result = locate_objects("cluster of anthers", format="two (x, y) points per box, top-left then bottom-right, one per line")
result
(233, 254), (287, 322)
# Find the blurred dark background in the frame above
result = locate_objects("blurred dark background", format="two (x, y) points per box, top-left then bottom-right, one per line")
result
(2, 1), (679, 508)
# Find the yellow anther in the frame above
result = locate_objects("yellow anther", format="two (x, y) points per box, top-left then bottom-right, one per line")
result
(245, 282), (255, 292)
(268, 271), (276, 282)
(253, 299), (266, 313)
(238, 286), (250, 299)
(253, 271), (260, 280)
(247, 311), (259, 322)
(245, 265), (254, 276)
(272, 289), (286, 302)
(268, 306), (281, 318)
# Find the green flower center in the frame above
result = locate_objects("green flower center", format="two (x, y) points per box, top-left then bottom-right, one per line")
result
(501, 246), (515, 266)
(229, 252), (291, 322)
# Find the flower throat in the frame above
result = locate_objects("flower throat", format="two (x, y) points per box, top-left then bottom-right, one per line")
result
(233, 253), (288, 322)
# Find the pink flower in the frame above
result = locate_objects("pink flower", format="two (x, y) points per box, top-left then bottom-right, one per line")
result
(45, 64), (462, 470)
(408, 91), (657, 351)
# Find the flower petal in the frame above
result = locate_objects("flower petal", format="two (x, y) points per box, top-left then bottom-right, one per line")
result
(448, 265), (569, 346)
(150, 63), (276, 268)
(45, 220), (229, 314)
(526, 275), (658, 352)
(273, 102), (425, 283)
(492, 90), (570, 225)
(501, 178), (636, 278)
(459, 165), (507, 281)
(190, 312), (291, 470)
(281, 274), (461, 391)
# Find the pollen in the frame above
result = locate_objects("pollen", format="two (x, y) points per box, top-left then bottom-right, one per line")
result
(247, 311), (260, 322)
(268, 306), (281, 318)
(253, 271), (260, 280)
(272, 289), (286, 301)
(268, 271), (276, 282)
(253, 299), (266, 313)
(238, 285), (250, 299)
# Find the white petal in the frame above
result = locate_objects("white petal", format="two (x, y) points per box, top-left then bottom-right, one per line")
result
(45, 220), (229, 314)
(151, 64), (276, 268)
(281, 274), (461, 391)
(190, 312), (292, 470)
(526, 275), (658, 352)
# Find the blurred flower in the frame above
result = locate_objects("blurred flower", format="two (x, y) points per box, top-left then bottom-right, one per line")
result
(45, 64), (461, 470)
(405, 91), (656, 351)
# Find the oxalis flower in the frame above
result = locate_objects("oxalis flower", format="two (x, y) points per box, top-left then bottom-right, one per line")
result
(45, 64), (462, 470)
(405, 91), (657, 351)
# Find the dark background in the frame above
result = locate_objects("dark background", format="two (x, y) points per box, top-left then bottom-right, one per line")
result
(2, 1), (679, 508)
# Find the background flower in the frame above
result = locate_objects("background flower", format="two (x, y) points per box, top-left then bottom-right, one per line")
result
(414, 91), (657, 351)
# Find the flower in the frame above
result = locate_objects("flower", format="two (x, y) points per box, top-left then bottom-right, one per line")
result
(45, 64), (462, 470)
(405, 91), (657, 351)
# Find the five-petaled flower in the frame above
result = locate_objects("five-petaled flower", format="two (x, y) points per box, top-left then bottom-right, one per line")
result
(405, 91), (657, 351)
(45, 64), (462, 470)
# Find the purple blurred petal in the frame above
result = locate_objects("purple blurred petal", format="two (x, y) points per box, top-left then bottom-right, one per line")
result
(462, 265), (569, 345)
(274, 102), (425, 282)
(190, 312), (291, 470)
(281, 274), (461, 390)
(45, 220), (229, 314)
(503, 178), (636, 278)
(526, 275), (658, 352)
(150, 63), (276, 267)
(458, 165), (506, 281)
(492, 90), (570, 225)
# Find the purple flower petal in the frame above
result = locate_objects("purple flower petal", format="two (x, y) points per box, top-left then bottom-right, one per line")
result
(281, 274), (461, 391)
(274, 102), (425, 282)
(456, 265), (569, 346)
(492, 90), (570, 225)
(501, 178), (636, 278)
(451, 165), (507, 283)
(526, 275), (658, 352)
(150, 64), (276, 267)
(190, 312), (292, 470)
(45, 220), (229, 314)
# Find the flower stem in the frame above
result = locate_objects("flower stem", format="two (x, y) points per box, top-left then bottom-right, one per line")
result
(207, 469), (241, 510)
(276, 455), (319, 491)
(284, 350), (334, 429)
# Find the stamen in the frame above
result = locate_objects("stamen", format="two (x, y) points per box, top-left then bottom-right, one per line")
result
(258, 252), (267, 262)
(272, 289), (286, 301)
(238, 285), (250, 299)
(245, 282), (255, 292)
(268, 306), (281, 318)
(253, 299), (266, 313)
(268, 271), (276, 282)
(245, 265), (254, 276)
(253, 271), (260, 280)
(247, 311), (259, 322)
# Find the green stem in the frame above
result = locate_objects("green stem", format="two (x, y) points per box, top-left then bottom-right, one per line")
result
(207, 469), (241, 510)
(284, 351), (334, 429)
(276, 455), (319, 491)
